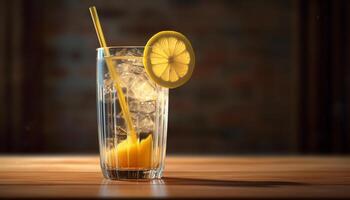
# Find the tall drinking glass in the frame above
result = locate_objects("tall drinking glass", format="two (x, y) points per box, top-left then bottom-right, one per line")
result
(97, 47), (168, 180)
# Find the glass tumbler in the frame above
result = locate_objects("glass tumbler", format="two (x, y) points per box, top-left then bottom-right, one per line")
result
(96, 47), (168, 180)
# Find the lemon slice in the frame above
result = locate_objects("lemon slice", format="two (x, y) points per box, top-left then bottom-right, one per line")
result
(143, 31), (195, 88)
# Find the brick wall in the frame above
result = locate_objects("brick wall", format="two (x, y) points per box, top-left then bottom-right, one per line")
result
(25, 0), (297, 153)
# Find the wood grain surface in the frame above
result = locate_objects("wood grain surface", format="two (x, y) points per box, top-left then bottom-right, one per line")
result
(0, 156), (349, 199)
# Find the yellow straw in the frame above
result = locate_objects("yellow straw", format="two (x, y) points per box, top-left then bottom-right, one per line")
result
(89, 6), (137, 141)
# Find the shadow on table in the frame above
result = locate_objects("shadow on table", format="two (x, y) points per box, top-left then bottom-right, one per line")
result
(162, 177), (307, 188)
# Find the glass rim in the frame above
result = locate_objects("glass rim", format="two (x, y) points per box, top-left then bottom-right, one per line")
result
(96, 46), (144, 51)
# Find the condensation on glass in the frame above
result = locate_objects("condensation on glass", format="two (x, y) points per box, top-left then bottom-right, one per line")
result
(97, 47), (168, 179)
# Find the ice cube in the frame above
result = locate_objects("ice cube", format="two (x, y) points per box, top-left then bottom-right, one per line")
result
(129, 111), (155, 134)
(119, 72), (136, 88)
(103, 76), (112, 86)
(116, 63), (130, 74)
(102, 80), (116, 100)
(114, 48), (128, 57)
(118, 64), (144, 88)
(138, 115), (154, 133)
(115, 113), (127, 135)
(125, 48), (143, 57)
(129, 100), (156, 114)
(117, 60), (143, 75)
(129, 63), (144, 74)
(128, 74), (157, 101)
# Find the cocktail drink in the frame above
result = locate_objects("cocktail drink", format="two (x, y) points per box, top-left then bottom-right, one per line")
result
(90, 6), (195, 180)
(97, 47), (168, 179)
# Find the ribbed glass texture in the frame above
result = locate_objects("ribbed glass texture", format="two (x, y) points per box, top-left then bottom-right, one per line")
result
(97, 47), (168, 179)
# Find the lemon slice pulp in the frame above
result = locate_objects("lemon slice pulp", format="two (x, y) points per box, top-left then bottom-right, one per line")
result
(143, 31), (195, 88)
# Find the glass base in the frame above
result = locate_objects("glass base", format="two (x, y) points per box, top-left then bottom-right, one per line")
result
(102, 169), (163, 180)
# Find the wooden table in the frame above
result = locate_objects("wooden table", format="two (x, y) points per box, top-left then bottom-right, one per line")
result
(0, 156), (349, 199)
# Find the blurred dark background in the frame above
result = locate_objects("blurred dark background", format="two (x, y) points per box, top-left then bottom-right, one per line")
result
(0, 0), (349, 154)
